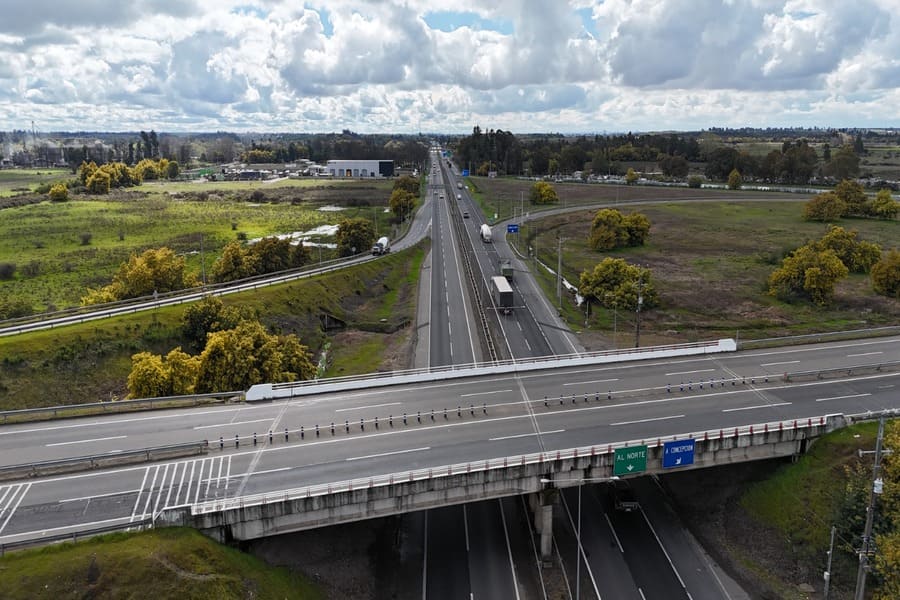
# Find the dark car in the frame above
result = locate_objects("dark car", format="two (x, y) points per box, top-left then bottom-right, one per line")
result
(611, 480), (639, 512)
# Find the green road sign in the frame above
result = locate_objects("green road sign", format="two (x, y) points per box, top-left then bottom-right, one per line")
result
(614, 444), (648, 476)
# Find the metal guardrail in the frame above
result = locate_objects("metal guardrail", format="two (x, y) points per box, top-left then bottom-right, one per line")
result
(0, 517), (153, 556)
(738, 326), (900, 349)
(0, 440), (209, 482)
(0, 391), (243, 425)
(193, 414), (845, 515)
(782, 361), (900, 382)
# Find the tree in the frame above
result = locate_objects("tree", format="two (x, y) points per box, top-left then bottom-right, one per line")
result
(658, 154), (689, 178)
(815, 225), (881, 273)
(767, 245), (849, 305)
(530, 181), (559, 204)
(335, 217), (375, 257)
(251, 237), (294, 274)
(48, 183), (68, 202)
(625, 168), (638, 185)
(704, 147), (739, 180)
(588, 209), (626, 250)
(393, 175), (420, 197)
(195, 320), (315, 393)
(211, 241), (259, 283)
(803, 192), (846, 222)
(872, 249), (900, 299)
(578, 258), (658, 313)
(871, 189), (899, 220)
(389, 189), (416, 222)
(823, 145), (860, 181)
(82, 247), (196, 304)
(127, 352), (168, 398)
(181, 295), (256, 352)
(623, 213), (651, 246)
(834, 179), (869, 217)
(166, 160), (180, 180)
(727, 168), (742, 190)
(86, 169), (111, 194)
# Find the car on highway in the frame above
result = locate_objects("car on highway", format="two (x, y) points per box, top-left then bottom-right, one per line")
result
(610, 480), (639, 512)
(463, 211), (470, 218)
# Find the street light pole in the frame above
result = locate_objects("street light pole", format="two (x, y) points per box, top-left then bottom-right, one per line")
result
(855, 416), (887, 600)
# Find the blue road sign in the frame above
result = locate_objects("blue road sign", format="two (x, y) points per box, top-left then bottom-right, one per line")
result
(507, 224), (519, 234)
(461, 169), (470, 176)
(662, 439), (695, 468)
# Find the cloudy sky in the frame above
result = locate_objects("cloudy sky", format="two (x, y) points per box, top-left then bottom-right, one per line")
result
(1, 0), (898, 133)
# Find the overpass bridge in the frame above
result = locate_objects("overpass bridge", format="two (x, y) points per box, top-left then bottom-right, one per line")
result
(160, 413), (848, 560)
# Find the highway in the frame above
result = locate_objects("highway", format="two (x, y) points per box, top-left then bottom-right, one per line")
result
(2, 337), (898, 547)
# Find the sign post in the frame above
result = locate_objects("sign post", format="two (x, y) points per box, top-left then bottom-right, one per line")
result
(662, 439), (695, 468)
(614, 444), (648, 476)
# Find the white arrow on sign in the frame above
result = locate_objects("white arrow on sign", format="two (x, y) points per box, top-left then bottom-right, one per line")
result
(675, 458), (682, 465)
(627, 464), (634, 471)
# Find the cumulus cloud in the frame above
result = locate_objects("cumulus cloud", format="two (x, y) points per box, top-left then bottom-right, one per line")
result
(0, 0), (897, 132)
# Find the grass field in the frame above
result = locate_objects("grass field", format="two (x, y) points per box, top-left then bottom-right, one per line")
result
(0, 179), (394, 312)
(0, 527), (322, 599)
(0, 168), (72, 197)
(469, 176), (899, 346)
(0, 242), (425, 408)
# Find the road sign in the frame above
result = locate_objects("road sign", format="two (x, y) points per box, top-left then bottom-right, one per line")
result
(662, 439), (695, 468)
(507, 224), (519, 234)
(461, 169), (470, 176)
(614, 444), (647, 476)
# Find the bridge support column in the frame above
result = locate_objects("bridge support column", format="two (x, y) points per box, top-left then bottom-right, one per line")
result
(529, 491), (555, 562)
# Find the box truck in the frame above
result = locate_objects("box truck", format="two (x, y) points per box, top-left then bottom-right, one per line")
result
(492, 276), (513, 314)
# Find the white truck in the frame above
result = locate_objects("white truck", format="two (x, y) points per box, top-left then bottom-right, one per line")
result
(371, 236), (390, 255)
(480, 223), (492, 243)
(492, 276), (513, 314)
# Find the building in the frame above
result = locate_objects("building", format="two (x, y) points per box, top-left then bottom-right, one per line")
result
(326, 159), (393, 178)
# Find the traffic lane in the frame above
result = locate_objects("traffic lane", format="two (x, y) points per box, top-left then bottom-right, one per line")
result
(438, 187), (478, 366)
(629, 476), (732, 600)
(559, 485), (643, 600)
(503, 496), (546, 599)
(0, 403), (283, 466)
(720, 337), (900, 374)
(466, 500), (518, 600)
(425, 505), (471, 600)
(430, 195), (453, 367)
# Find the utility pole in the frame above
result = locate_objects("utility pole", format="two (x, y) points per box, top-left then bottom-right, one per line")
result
(556, 235), (563, 310)
(854, 416), (886, 600)
(824, 525), (835, 600)
(634, 270), (644, 348)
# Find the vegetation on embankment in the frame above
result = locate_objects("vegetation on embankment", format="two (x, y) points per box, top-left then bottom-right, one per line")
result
(0, 242), (426, 409)
(0, 527), (323, 600)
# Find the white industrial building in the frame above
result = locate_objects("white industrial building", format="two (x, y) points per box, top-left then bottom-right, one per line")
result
(326, 159), (394, 178)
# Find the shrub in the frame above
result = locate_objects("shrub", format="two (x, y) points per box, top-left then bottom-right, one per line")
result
(804, 192), (846, 222)
(21, 260), (41, 277)
(688, 176), (703, 189)
(80, 232), (93, 246)
(872, 249), (900, 299)
(727, 169), (742, 190)
(48, 183), (69, 202)
(0, 262), (16, 280)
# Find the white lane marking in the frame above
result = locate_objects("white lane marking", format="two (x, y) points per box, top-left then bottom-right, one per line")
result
(225, 455), (232, 491)
(346, 447), (430, 461)
(162, 462), (179, 511)
(241, 466), (292, 477)
(498, 500), (522, 600)
(611, 414), (685, 426)
(422, 510), (429, 600)
(759, 360), (800, 367)
(848, 352), (883, 357)
(183, 460), (197, 506)
(563, 378), (619, 386)
(605, 513), (625, 553)
(61, 488), (142, 504)
(193, 418), (272, 430)
(640, 507), (688, 593)
(152, 463), (171, 518)
(205, 457), (215, 497)
(335, 402), (402, 413)
(0, 483), (30, 534)
(175, 462), (188, 505)
(140, 466), (160, 520)
(129, 468), (150, 523)
(46, 435), (127, 447)
(460, 389), (513, 397)
(0, 485), (12, 508)
(722, 402), (792, 412)
(489, 429), (565, 442)
(194, 459), (206, 504)
(215, 455), (225, 493)
(816, 393), (871, 402)
(665, 369), (715, 376)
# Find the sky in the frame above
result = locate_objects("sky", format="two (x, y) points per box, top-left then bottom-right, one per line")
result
(1, 0), (898, 134)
